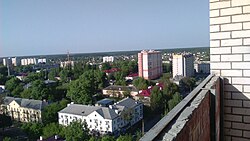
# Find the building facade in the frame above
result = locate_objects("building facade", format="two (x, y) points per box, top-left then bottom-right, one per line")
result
(102, 85), (138, 97)
(172, 54), (194, 78)
(0, 97), (47, 122)
(194, 61), (210, 74)
(210, 0), (250, 140)
(138, 50), (163, 80)
(11, 57), (21, 66)
(103, 56), (115, 63)
(21, 58), (38, 66)
(58, 98), (143, 135)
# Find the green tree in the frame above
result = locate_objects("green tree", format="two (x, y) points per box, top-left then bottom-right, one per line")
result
(48, 68), (59, 80)
(30, 80), (49, 100)
(0, 114), (12, 131)
(133, 78), (149, 90)
(162, 81), (179, 99)
(116, 134), (132, 141)
(150, 86), (164, 112)
(24, 72), (44, 83)
(115, 79), (126, 86)
(21, 123), (43, 139)
(42, 123), (64, 139)
(42, 99), (69, 125)
(59, 69), (70, 83)
(64, 121), (89, 141)
(72, 62), (85, 79)
(101, 62), (111, 71)
(5, 77), (23, 97)
(3, 137), (11, 141)
(0, 66), (8, 76)
(101, 136), (115, 141)
(168, 92), (182, 111)
(0, 73), (7, 85)
(179, 77), (196, 92)
(67, 70), (108, 104)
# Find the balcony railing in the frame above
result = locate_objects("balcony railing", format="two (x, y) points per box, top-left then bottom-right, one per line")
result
(140, 74), (223, 141)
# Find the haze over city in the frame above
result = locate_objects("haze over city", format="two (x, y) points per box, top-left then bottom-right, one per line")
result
(1, 0), (209, 57)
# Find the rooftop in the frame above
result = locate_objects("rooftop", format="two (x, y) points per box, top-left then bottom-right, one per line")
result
(3, 96), (47, 110)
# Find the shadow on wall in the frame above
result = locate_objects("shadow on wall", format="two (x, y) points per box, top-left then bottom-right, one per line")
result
(223, 78), (250, 140)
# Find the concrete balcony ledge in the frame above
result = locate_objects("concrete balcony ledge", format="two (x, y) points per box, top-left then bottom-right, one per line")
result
(140, 75), (222, 141)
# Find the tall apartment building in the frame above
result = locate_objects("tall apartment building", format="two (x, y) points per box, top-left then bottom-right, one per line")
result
(3, 58), (12, 67)
(11, 57), (21, 66)
(138, 50), (162, 80)
(172, 54), (194, 78)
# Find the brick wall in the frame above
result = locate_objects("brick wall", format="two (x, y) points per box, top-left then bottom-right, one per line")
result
(175, 91), (211, 141)
(210, 0), (250, 140)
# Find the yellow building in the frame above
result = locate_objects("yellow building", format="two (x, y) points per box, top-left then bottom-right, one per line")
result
(0, 97), (47, 122)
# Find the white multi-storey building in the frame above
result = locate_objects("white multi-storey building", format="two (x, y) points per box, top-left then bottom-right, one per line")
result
(58, 98), (143, 135)
(21, 58), (37, 66)
(60, 61), (74, 68)
(38, 58), (47, 64)
(3, 58), (12, 67)
(103, 56), (115, 63)
(138, 50), (162, 80)
(11, 57), (21, 66)
(172, 54), (194, 78)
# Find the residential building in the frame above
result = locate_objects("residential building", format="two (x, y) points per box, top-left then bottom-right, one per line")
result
(172, 53), (194, 78)
(11, 57), (21, 66)
(58, 98), (143, 135)
(60, 61), (74, 69)
(3, 57), (13, 76)
(103, 56), (115, 63)
(3, 58), (12, 67)
(138, 50), (163, 80)
(21, 58), (37, 66)
(102, 85), (138, 97)
(38, 58), (47, 64)
(194, 61), (210, 74)
(0, 97), (48, 122)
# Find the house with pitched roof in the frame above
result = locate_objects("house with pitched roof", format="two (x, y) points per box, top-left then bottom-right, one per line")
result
(0, 97), (48, 122)
(58, 97), (143, 135)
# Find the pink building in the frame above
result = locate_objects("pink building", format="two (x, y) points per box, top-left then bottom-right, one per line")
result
(138, 50), (162, 80)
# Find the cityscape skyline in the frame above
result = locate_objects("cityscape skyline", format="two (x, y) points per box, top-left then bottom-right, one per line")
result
(1, 0), (209, 57)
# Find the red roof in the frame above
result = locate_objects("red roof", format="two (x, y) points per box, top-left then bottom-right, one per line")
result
(103, 68), (121, 73)
(127, 73), (138, 77)
(138, 83), (164, 97)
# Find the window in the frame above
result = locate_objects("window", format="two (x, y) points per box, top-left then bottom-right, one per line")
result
(106, 121), (109, 125)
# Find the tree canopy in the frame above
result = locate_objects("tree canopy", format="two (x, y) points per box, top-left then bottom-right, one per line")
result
(67, 70), (108, 104)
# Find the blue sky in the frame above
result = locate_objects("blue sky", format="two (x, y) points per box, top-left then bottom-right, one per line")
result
(1, 0), (209, 57)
